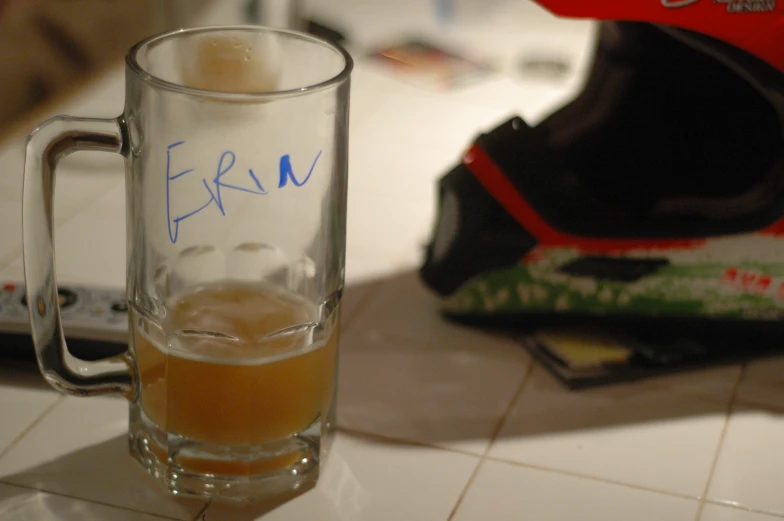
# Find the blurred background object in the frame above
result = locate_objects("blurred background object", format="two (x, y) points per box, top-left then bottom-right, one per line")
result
(0, 0), (354, 140)
(0, 0), (218, 141)
(0, 0), (593, 141)
(246, 0), (304, 30)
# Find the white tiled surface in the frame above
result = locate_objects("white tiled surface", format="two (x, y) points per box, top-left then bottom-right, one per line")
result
(337, 325), (531, 456)
(451, 459), (700, 521)
(0, 482), (177, 521)
(0, 396), (206, 520)
(0, 370), (61, 459)
(707, 409), (784, 516)
(1, 1), (784, 520)
(201, 433), (478, 521)
(701, 504), (784, 521)
(733, 356), (784, 411)
(488, 364), (738, 497)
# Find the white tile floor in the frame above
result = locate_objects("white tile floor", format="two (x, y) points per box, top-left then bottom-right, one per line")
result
(337, 325), (531, 456)
(2, 1), (784, 520)
(707, 408), (784, 516)
(0, 482), (179, 521)
(0, 396), (206, 520)
(700, 504), (784, 521)
(488, 364), (735, 497)
(451, 459), (700, 521)
(201, 433), (478, 521)
(0, 372), (61, 463)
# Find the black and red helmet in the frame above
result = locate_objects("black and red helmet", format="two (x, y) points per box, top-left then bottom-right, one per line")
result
(420, 1), (784, 324)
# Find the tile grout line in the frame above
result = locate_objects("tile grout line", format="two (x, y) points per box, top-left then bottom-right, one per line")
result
(335, 426), (484, 459)
(191, 500), (212, 521)
(338, 360), (740, 507)
(335, 357), (537, 460)
(703, 498), (784, 519)
(0, 394), (65, 462)
(445, 356), (537, 521)
(0, 479), (189, 521)
(445, 458), (485, 521)
(494, 360), (722, 504)
(481, 454), (697, 502)
(336, 421), (697, 503)
(693, 364), (747, 521)
(340, 349), (720, 506)
(483, 359), (537, 457)
(336, 278), (752, 513)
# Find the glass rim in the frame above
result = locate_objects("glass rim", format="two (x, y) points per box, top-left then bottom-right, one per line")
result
(126, 25), (354, 101)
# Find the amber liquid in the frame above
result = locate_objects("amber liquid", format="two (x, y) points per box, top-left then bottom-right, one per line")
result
(134, 283), (337, 450)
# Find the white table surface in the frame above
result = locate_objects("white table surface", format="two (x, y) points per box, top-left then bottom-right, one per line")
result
(1, 1), (784, 520)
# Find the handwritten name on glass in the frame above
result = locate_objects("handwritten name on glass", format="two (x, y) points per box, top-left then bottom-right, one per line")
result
(165, 141), (322, 244)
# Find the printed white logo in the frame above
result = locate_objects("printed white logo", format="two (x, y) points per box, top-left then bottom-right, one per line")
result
(662, 0), (776, 12)
(661, 0), (701, 7)
(715, 0), (776, 13)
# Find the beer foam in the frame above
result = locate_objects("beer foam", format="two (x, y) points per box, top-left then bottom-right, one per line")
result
(138, 321), (330, 366)
(136, 281), (330, 366)
(178, 34), (281, 93)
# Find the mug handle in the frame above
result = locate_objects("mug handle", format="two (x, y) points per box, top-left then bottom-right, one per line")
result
(23, 115), (133, 398)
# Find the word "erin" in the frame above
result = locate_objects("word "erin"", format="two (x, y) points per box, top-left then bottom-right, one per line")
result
(165, 141), (321, 244)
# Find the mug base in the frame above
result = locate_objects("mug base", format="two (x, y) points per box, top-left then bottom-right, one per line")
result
(128, 403), (324, 503)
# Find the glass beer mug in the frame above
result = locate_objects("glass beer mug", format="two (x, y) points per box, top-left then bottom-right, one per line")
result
(22, 26), (352, 502)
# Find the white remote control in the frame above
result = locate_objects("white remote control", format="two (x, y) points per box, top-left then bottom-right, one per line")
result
(0, 282), (128, 360)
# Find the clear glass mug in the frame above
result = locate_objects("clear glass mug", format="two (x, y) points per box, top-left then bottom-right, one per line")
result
(22, 26), (352, 503)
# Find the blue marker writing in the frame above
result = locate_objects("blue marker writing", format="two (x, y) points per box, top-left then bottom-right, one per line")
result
(165, 141), (322, 244)
(279, 151), (322, 188)
(166, 141), (205, 244)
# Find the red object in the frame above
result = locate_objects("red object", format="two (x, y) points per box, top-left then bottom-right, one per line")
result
(464, 145), (706, 253)
(760, 216), (784, 235)
(721, 267), (739, 282)
(756, 274), (773, 292)
(740, 271), (758, 290)
(3, 283), (15, 292)
(533, 0), (784, 73)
